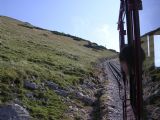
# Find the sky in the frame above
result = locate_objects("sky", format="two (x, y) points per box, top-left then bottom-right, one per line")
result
(0, 0), (160, 52)
(140, 0), (160, 35)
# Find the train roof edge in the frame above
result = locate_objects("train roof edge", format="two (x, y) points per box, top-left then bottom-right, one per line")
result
(141, 27), (160, 38)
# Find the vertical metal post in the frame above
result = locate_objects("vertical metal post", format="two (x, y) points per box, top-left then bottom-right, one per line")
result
(119, 21), (126, 50)
(123, 72), (127, 120)
(118, 0), (126, 50)
(118, 1), (127, 120)
(125, 0), (133, 45)
(132, 0), (143, 119)
(118, 0), (143, 119)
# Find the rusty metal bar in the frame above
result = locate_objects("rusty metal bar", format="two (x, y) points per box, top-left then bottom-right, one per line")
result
(118, 1), (127, 119)
(125, 0), (133, 45)
(132, 0), (143, 119)
(118, 0), (126, 50)
(118, 0), (143, 119)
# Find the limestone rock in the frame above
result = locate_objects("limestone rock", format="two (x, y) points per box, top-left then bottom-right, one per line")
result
(24, 81), (38, 90)
(45, 81), (59, 90)
(0, 103), (31, 120)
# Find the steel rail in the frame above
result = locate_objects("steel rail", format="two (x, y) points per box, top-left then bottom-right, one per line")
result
(107, 62), (124, 99)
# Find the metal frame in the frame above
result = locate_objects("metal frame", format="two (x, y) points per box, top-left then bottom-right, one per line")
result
(118, 0), (143, 119)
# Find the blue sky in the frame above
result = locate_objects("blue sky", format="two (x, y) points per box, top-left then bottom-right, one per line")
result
(0, 0), (160, 51)
(140, 0), (160, 35)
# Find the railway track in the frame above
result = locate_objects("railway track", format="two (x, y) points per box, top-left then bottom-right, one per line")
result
(107, 61), (123, 89)
(106, 60), (135, 120)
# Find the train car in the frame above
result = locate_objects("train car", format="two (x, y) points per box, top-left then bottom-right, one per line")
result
(141, 28), (160, 69)
(118, 0), (160, 120)
(141, 28), (160, 119)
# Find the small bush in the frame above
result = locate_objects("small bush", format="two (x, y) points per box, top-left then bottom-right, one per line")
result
(84, 41), (106, 50)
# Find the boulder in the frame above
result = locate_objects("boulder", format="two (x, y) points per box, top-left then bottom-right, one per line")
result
(82, 96), (95, 106)
(24, 81), (38, 90)
(76, 92), (95, 105)
(55, 89), (69, 97)
(0, 103), (31, 120)
(25, 92), (34, 99)
(76, 92), (84, 99)
(45, 81), (59, 90)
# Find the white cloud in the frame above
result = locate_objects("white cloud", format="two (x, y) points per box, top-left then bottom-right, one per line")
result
(90, 24), (119, 51)
(71, 17), (119, 51)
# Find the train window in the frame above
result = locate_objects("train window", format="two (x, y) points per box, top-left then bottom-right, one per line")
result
(125, 36), (128, 44)
(154, 35), (160, 68)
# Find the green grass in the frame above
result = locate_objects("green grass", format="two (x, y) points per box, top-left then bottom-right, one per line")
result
(0, 16), (116, 119)
(22, 90), (66, 120)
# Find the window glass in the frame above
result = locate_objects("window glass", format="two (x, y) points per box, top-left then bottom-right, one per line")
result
(154, 35), (160, 67)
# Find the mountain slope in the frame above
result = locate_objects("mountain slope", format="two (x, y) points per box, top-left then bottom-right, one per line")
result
(0, 16), (117, 119)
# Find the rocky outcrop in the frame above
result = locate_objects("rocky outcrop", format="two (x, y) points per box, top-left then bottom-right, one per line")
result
(45, 81), (69, 97)
(24, 81), (38, 90)
(143, 70), (160, 120)
(24, 80), (45, 91)
(0, 103), (31, 120)
(75, 92), (95, 105)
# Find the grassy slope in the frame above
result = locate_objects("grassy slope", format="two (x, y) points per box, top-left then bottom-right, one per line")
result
(0, 16), (116, 119)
